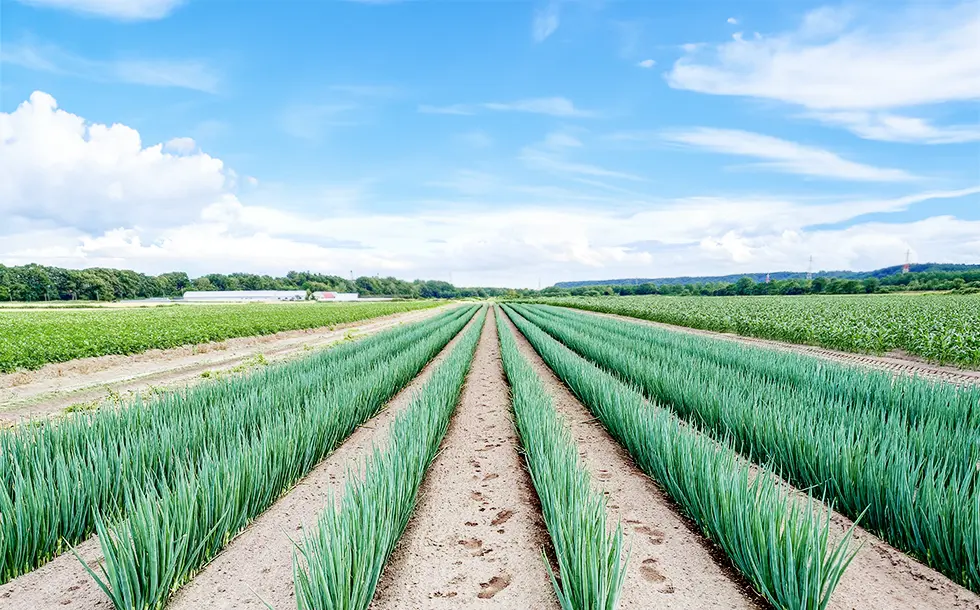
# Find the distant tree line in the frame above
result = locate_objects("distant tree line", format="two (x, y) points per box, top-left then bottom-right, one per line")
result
(539, 268), (980, 298)
(554, 263), (980, 288)
(3, 263), (976, 303)
(0, 264), (523, 302)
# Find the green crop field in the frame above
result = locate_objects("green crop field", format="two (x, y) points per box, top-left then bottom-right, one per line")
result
(530, 293), (980, 366)
(0, 301), (439, 373)
(2, 301), (976, 610)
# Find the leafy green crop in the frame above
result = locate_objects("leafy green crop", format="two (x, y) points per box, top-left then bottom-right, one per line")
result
(74, 305), (479, 610)
(495, 307), (625, 609)
(0, 305), (476, 587)
(502, 304), (859, 610)
(512, 303), (980, 592)
(529, 294), (980, 366)
(292, 307), (486, 610)
(0, 301), (439, 372)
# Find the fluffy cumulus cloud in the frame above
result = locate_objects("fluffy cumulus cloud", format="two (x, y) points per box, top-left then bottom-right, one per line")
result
(667, 3), (980, 143)
(2, 91), (979, 287)
(0, 91), (228, 232)
(16, 0), (185, 20)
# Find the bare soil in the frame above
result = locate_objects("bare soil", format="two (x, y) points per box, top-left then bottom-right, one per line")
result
(504, 308), (980, 610)
(0, 306), (474, 610)
(370, 308), (558, 609)
(500, 310), (764, 609)
(579, 309), (980, 385)
(0, 305), (451, 423)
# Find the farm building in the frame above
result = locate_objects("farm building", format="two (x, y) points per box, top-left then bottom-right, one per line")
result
(182, 290), (306, 302)
(313, 292), (360, 301)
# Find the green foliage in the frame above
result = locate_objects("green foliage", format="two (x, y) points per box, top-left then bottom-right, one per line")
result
(0, 306), (476, 587)
(293, 306), (486, 610)
(495, 308), (625, 609)
(0, 301), (438, 372)
(502, 304), (859, 610)
(530, 294), (980, 366)
(513, 303), (980, 592)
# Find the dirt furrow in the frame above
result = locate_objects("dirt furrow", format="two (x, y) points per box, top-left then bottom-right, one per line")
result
(575, 308), (980, 385)
(0, 308), (473, 610)
(500, 310), (764, 609)
(370, 308), (558, 609)
(0, 304), (453, 422)
(506, 309), (980, 610)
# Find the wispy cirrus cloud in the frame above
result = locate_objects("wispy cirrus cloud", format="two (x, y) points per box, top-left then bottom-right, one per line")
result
(667, 3), (980, 144)
(661, 127), (918, 182)
(419, 97), (595, 118)
(805, 111), (980, 144)
(16, 0), (185, 20)
(533, 1), (561, 42)
(1, 40), (220, 93)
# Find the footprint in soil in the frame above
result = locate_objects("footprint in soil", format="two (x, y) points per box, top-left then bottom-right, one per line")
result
(477, 574), (512, 599)
(459, 538), (483, 555)
(640, 558), (667, 583)
(491, 510), (514, 526)
(595, 469), (613, 481)
(635, 525), (666, 544)
(483, 473), (499, 481)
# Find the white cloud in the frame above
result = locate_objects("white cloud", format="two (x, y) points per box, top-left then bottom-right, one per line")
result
(533, 1), (560, 42)
(420, 97), (594, 118)
(2, 91), (977, 287)
(1, 41), (219, 93)
(1, 91), (230, 232)
(806, 111), (980, 144)
(667, 3), (980, 134)
(164, 137), (196, 154)
(727, 17), (738, 25)
(484, 97), (594, 117)
(662, 127), (918, 182)
(637, 59), (656, 68)
(520, 134), (645, 182)
(16, 0), (184, 20)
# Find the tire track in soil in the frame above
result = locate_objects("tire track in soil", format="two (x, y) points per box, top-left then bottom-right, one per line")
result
(0, 308), (477, 610)
(369, 308), (559, 610)
(500, 309), (764, 610)
(506, 308), (980, 610)
(576, 309), (980, 386)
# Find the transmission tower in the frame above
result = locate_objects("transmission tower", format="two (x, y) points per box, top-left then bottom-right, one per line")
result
(806, 255), (813, 281)
(902, 249), (911, 274)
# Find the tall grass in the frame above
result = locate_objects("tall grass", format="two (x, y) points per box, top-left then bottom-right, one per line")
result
(293, 307), (487, 610)
(495, 307), (625, 609)
(502, 304), (859, 610)
(513, 303), (980, 592)
(0, 305), (476, 585)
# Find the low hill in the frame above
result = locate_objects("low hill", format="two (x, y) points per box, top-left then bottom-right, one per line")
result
(553, 263), (980, 289)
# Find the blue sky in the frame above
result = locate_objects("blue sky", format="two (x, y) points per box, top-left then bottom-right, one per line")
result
(1, 0), (978, 286)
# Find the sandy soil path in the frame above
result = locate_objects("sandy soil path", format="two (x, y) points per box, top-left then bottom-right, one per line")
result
(500, 310), (763, 610)
(506, 308), (980, 610)
(370, 308), (558, 609)
(0, 307), (475, 610)
(0, 304), (452, 423)
(573, 308), (980, 385)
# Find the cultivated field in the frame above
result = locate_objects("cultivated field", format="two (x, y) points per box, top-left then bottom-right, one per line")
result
(532, 293), (980, 367)
(1, 301), (977, 610)
(0, 300), (438, 372)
